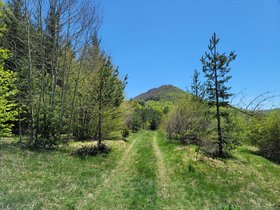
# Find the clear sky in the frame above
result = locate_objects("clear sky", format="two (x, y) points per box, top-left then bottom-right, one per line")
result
(98, 0), (280, 108)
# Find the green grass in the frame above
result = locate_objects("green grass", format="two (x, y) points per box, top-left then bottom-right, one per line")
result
(128, 131), (158, 209)
(156, 132), (280, 209)
(0, 137), (131, 209)
(1, 131), (280, 209)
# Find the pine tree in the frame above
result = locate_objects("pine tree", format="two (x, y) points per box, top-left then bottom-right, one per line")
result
(201, 33), (236, 157)
(94, 55), (127, 147)
(191, 69), (205, 99)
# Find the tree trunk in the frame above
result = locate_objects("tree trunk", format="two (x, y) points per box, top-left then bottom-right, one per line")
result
(98, 103), (102, 147)
(35, 0), (45, 142)
(26, 10), (35, 145)
(67, 55), (84, 142)
(58, 2), (72, 141)
(18, 98), (23, 142)
(213, 34), (223, 157)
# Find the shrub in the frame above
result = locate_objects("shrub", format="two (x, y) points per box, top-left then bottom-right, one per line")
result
(249, 110), (280, 162)
(121, 128), (130, 140)
(164, 96), (209, 145)
(73, 143), (111, 157)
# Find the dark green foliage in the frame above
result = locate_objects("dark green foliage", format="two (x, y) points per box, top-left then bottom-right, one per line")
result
(188, 163), (195, 173)
(129, 106), (162, 131)
(121, 127), (129, 140)
(149, 118), (158, 130)
(163, 106), (169, 114)
(190, 69), (205, 99)
(201, 33), (237, 157)
(73, 143), (111, 157)
(131, 114), (141, 132)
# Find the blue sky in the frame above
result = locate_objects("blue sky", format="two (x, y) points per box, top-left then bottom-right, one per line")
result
(98, 0), (280, 108)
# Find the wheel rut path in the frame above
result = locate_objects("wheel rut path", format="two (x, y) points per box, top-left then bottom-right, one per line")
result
(78, 131), (184, 210)
(152, 132), (184, 210)
(77, 133), (143, 209)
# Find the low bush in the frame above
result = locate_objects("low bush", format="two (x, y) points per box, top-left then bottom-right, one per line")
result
(73, 143), (111, 157)
(249, 110), (280, 162)
(163, 96), (209, 145)
(121, 128), (130, 140)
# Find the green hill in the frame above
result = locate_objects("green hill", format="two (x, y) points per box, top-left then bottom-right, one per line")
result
(133, 85), (187, 102)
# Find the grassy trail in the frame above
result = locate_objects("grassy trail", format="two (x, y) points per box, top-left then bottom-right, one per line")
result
(152, 132), (185, 210)
(78, 131), (146, 209)
(78, 131), (159, 210)
(1, 131), (280, 209)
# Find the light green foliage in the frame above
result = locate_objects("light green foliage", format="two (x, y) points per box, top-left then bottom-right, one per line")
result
(128, 103), (162, 131)
(164, 95), (209, 144)
(0, 55), (18, 136)
(73, 36), (126, 142)
(0, 2), (18, 137)
(145, 100), (174, 113)
(249, 110), (280, 162)
(163, 95), (246, 156)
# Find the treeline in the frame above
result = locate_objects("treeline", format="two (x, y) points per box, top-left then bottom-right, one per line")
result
(0, 0), (127, 148)
(164, 33), (280, 161)
(129, 102), (164, 132)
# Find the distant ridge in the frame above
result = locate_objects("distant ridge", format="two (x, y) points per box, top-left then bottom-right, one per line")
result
(133, 85), (187, 102)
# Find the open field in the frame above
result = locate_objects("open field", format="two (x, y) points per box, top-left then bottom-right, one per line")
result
(0, 131), (280, 210)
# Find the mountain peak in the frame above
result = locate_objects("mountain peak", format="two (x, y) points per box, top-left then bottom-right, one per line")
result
(133, 84), (187, 102)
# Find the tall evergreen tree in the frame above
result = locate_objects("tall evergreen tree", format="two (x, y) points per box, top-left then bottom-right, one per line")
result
(71, 34), (127, 144)
(201, 33), (236, 157)
(94, 55), (127, 147)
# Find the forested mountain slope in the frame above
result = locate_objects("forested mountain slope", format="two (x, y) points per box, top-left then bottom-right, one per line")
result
(134, 85), (187, 102)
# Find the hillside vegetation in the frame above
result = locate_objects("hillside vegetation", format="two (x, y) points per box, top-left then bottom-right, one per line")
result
(134, 85), (187, 102)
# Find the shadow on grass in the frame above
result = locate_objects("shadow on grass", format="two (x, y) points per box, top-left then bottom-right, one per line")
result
(1, 141), (58, 153)
(237, 146), (280, 165)
(252, 150), (280, 165)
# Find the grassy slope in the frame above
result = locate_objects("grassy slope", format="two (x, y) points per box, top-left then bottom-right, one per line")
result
(156, 132), (280, 209)
(1, 132), (280, 209)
